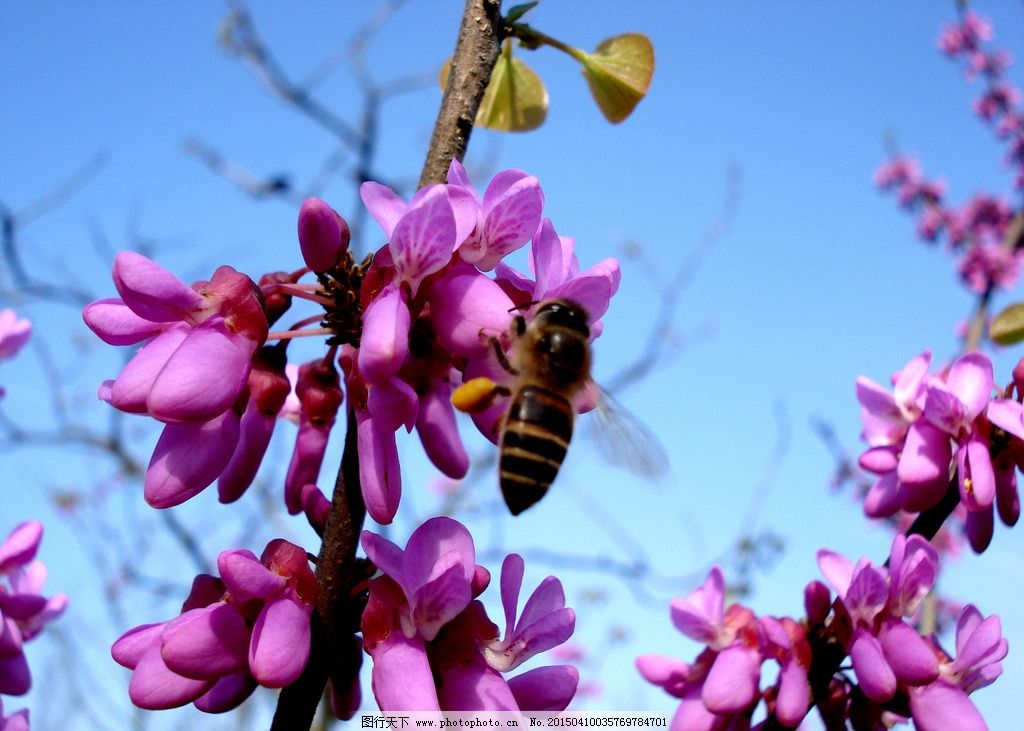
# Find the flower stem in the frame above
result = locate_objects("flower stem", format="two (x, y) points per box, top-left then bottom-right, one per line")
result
(270, 410), (363, 730)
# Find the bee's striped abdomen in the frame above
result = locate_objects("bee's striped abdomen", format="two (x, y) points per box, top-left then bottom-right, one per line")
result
(499, 385), (574, 515)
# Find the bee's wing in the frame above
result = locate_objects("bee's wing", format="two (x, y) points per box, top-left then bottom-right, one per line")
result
(581, 386), (670, 481)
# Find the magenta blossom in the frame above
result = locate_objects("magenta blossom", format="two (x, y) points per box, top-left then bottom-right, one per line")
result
(84, 251), (268, 423)
(0, 522), (66, 697)
(638, 566), (811, 730)
(817, 535), (941, 703)
(909, 604), (1007, 731)
(112, 539), (316, 712)
(446, 159), (544, 271)
(360, 517), (578, 711)
(854, 350), (1016, 548)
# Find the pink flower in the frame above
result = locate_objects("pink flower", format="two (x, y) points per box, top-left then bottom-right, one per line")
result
(84, 252), (268, 423)
(111, 539), (316, 712)
(908, 605), (1007, 731)
(360, 518), (578, 711)
(446, 159), (545, 271)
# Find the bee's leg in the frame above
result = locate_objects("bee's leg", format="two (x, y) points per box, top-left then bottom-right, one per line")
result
(490, 336), (518, 376)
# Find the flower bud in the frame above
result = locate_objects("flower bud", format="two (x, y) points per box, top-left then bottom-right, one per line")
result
(298, 198), (350, 274)
(804, 580), (831, 625)
(1012, 356), (1024, 396)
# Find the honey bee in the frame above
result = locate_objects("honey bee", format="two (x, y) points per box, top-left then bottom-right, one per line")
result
(453, 298), (667, 515)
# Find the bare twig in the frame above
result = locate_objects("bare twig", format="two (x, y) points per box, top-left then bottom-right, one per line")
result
(605, 164), (741, 393)
(418, 0), (504, 187)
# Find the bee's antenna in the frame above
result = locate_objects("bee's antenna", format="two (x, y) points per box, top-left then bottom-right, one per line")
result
(507, 300), (539, 314)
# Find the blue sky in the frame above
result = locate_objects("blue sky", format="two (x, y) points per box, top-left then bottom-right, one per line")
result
(3, 1), (1024, 728)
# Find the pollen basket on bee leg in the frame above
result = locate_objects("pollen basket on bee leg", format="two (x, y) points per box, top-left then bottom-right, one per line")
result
(452, 377), (505, 413)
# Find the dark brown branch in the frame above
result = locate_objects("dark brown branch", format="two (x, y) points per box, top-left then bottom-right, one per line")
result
(904, 472), (961, 543)
(418, 0), (504, 187)
(271, 410), (363, 729)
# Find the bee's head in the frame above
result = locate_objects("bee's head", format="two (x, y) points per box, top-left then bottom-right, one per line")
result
(531, 299), (590, 338)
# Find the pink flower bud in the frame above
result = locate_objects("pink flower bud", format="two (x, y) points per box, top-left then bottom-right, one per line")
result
(804, 580), (831, 625)
(298, 198), (350, 274)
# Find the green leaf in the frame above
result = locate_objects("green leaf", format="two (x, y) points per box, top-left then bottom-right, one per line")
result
(505, 2), (539, 24)
(578, 33), (655, 123)
(990, 302), (1024, 344)
(440, 45), (548, 132)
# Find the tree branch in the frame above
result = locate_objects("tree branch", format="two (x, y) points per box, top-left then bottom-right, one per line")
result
(418, 0), (504, 187)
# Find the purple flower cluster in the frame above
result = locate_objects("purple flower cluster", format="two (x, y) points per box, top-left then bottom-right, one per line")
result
(638, 566), (812, 730)
(874, 157), (1018, 293)
(939, 11), (1024, 190)
(111, 539), (316, 712)
(0, 522), (66, 728)
(815, 536), (1005, 730)
(361, 517), (578, 711)
(856, 350), (1024, 551)
(84, 160), (619, 527)
(874, 11), (1023, 296)
(640, 534), (1006, 730)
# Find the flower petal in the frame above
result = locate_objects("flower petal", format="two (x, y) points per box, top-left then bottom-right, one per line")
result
(428, 262), (514, 358)
(0, 522), (42, 574)
(508, 665), (579, 711)
(367, 632), (440, 711)
(390, 186), (456, 295)
(82, 298), (162, 345)
(404, 516), (476, 591)
(850, 628), (896, 703)
(959, 435), (995, 510)
(128, 643), (212, 710)
(702, 643), (760, 714)
(945, 352), (993, 422)
(878, 618), (938, 685)
(110, 324), (189, 414)
(218, 550), (284, 602)
(908, 681), (987, 731)
(357, 410), (402, 525)
(147, 317), (255, 423)
(897, 420), (951, 489)
(670, 567), (724, 644)
(359, 284), (411, 386)
(249, 597), (311, 687)
(360, 182), (407, 240)
(437, 658), (519, 711)
(416, 380), (469, 479)
(636, 654), (690, 698)
(143, 411), (240, 508)
(112, 251), (204, 323)
(161, 604), (250, 680)
(193, 671), (257, 713)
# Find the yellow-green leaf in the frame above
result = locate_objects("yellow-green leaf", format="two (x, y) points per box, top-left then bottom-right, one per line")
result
(991, 302), (1024, 345)
(578, 33), (654, 124)
(440, 45), (548, 132)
